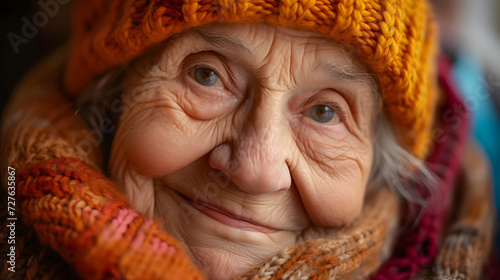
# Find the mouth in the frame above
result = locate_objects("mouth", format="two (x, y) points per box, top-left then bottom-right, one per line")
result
(178, 192), (279, 233)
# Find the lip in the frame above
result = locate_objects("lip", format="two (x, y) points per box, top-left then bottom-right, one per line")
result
(178, 192), (279, 233)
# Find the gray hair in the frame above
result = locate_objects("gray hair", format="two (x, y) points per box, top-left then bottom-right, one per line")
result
(368, 115), (437, 206)
(77, 65), (437, 208)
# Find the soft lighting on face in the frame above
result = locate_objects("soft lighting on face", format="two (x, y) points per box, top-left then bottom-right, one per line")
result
(109, 23), (377, 280)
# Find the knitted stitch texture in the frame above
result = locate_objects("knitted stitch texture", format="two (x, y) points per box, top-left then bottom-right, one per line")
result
(65, 0), (438, 158)
(2, 1), (497, 279)
(14, 158), (204, 280)
(1, 46), (496, 280)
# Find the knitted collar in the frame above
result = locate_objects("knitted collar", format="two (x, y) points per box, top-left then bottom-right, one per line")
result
(1, 52), (496, 279)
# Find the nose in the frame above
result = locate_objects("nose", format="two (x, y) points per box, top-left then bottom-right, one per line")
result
(208, 105), (292, 195)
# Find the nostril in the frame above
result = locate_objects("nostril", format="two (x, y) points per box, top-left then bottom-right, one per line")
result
(208, 142), (245, 177)
(208, 143), (232, 172)
(208, 139), (291, 194)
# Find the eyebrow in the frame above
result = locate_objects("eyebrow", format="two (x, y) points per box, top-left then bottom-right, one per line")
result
(314, 61), (375, 85)
(195, 29), (254, 55)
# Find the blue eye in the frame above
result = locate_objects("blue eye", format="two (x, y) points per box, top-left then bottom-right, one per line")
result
(310, 105), (335, 123)
(193, 68), (220, 86)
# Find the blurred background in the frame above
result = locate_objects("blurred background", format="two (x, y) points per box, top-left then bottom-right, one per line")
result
(432, 0), (500, 249)
(1, 1), (72, 111)
(1, 0), (500, 246)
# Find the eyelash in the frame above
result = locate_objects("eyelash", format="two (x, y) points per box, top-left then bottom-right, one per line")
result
(183, 50), (230, 74)
(187, 63), (220, 76)
(313, 99), (348, 121)
(185, 60), (234, 91)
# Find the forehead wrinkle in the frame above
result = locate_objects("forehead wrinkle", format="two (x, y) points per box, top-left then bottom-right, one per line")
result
(158, 26), (255, 57)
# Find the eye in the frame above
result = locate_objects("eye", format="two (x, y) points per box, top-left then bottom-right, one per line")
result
(191, 67), (220, 86)
(310, 105), (336, 123)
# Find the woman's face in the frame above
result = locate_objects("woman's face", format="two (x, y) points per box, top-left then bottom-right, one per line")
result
(110, 23), (377, 279)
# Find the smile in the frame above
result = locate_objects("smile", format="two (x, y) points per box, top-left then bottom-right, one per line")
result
(179, 192), (279, 233)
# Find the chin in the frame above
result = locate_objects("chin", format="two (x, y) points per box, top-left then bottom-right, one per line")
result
(188, 248), (257, 280)
(151, 185), (297, 279)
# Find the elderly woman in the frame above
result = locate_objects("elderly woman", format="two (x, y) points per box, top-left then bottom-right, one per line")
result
(1, 0), (498, 279)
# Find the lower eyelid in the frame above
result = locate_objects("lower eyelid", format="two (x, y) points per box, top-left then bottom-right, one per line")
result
(185, 74), (236, 104)
(294, 114), (347, 140)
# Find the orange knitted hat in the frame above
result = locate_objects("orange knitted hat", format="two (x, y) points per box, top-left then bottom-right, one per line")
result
(65, 0), (438, 158)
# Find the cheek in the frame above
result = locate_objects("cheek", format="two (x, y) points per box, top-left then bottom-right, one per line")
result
(177, 82), (239, 121)
(115, 101), (219, 178)
(306, 167), (367, 226)
(294, 138), (373, 227)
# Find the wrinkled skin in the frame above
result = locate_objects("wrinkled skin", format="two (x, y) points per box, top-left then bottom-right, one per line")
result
(109, 23), (377, 279)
